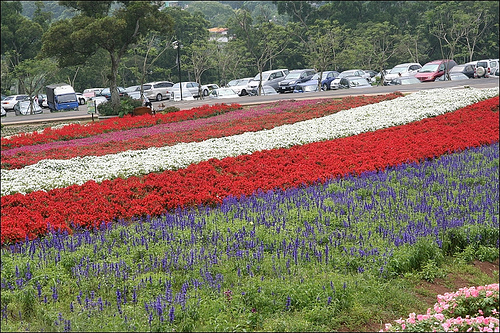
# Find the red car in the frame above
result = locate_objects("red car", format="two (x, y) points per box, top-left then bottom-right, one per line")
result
(415, 59), (457, 82)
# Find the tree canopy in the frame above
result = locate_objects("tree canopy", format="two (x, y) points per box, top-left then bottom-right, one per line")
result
(1, 1), (498, 97)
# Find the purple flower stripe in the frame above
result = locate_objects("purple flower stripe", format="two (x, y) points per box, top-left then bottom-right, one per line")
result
(1, 99), (334, 157)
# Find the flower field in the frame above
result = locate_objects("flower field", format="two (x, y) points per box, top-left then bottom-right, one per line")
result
(1, 87), (499, 331)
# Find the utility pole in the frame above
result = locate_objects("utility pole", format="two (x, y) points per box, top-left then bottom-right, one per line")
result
(173, 40), (183, 100)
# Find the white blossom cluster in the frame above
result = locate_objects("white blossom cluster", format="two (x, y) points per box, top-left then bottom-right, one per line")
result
(2, 87), (498, 196)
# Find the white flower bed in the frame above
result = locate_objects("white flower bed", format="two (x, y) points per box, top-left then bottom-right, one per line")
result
(2, 87), (498, 196)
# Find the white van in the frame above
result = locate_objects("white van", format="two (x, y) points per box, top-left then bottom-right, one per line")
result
(143, 81), (174, 101)
(247, 69), (289, 95)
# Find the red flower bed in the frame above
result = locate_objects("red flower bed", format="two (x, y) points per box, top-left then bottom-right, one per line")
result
(1, 93), (403, 169)
(1, 97), (497, 245)
(0, 103), (241, 150)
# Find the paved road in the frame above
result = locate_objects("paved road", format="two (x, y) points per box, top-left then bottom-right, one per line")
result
(2, 77), (498, 125)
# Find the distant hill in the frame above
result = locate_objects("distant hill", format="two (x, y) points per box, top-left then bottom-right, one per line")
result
(20, 1), (77, 21)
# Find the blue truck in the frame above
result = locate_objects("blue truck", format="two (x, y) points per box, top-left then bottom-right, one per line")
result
(46, 83), (79, 112)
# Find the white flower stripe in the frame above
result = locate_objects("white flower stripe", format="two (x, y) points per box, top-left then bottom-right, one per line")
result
(1, 87), (498, 196)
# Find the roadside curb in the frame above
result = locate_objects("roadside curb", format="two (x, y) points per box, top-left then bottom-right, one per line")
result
(1, 115), (94, 126)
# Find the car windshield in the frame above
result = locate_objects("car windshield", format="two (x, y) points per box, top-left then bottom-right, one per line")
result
(254, 73), (270, 80)
(285, 73), (301, 79)
(227, 79), (240, 87)
(58, 94), (77, 103)
(389, 66), (408, 74)
(263, 87), (276, 94)
(350, 78), (369, 86)
(218, 89), (235, 96)
(124, 86), (139, 92)
(310, 73), (320, 80)
(339, 71), (355, 78)
(419, 64), (439, 72)
(238, 79), (252, 85)
(450, 65), (465, 72)
(4, 96), (14, 101)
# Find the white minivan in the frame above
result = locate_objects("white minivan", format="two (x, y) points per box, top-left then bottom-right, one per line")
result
(247, 69), (289, 95)
(383, 63), (422, 85)
(143, 81), (174, 101)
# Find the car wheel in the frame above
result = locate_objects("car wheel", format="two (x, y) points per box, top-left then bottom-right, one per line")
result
(240, 89), (248, 96)
(79, 98), (85, 105)
(476, 66), (486, 78)
(203, 89), (209, 97)
(322, 83), (329, 91)
(156, 94), (162, 101)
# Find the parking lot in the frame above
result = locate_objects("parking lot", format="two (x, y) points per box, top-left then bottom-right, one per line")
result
(1, 77), (498, 126)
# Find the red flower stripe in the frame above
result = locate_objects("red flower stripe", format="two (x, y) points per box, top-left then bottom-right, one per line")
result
(1, 97), (498, 245)
(1, 93), (402, 169)
(0, 103), (242, 150)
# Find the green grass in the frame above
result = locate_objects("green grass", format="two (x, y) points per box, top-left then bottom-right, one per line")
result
(1, 143), (498, 332)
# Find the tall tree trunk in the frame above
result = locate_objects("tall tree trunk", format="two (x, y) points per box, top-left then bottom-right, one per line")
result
(110, 52), (120, 112)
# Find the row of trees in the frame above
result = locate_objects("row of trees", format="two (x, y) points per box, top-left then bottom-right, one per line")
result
(1, 1), (498, 112)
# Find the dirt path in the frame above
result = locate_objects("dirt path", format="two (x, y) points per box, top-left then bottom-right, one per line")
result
(342, 259), (499, 332)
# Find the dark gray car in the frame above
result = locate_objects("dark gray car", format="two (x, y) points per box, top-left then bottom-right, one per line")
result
(277, 69), (316, 93)
(247, 69), (289, 95)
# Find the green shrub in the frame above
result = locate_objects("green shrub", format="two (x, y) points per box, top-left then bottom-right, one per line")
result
(96, 101), (115, 116)
(417, 259), (446, 282)
(97, 96), (142, 117)
(118, 96), (142, 117)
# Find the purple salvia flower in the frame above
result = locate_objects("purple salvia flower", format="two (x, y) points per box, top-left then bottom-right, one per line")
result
(285, 295), (291, 310)
(169, 306), (175, 323)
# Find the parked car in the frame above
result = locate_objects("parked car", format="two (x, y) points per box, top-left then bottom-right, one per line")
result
(1, 94), (29, 111)
(227, 77), (254, 96)
(90, 96), (108, 109)
(83, 88), (104, 99)
(143, 81), (174, 101)
(1, 106), (6, 117)
(260, 86), (279, 95)
(14, 99), (43, 116)
(474, 59), (499, 78)
(209, 87), (240, 99)
(331, 76), (373, 89)
(277, 69), (316, 93)
(75, 93), (88, 105)
(449, 62), (476, 79)
(293, 81), (320, 93)
(226, 79), (242, 87)
(170, 82), (200, 100)
(387, 77), (422, 85)
(123, 85), (141, 99)
(97, 87), (126, 100)
(37, 94), (48, 108)
(124, 85), (140, 93)
(294, 71), (336, 93)
(435, 73), (470, 81)
(415, 59), (457, 82)
(318, 70), (340, 90)
(338, 69), (371, 80)
(201, 84), (220, 97)
(247, 69), (289, 95)
(383, 63), (422, 85)
(364, 70), (379, 79)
